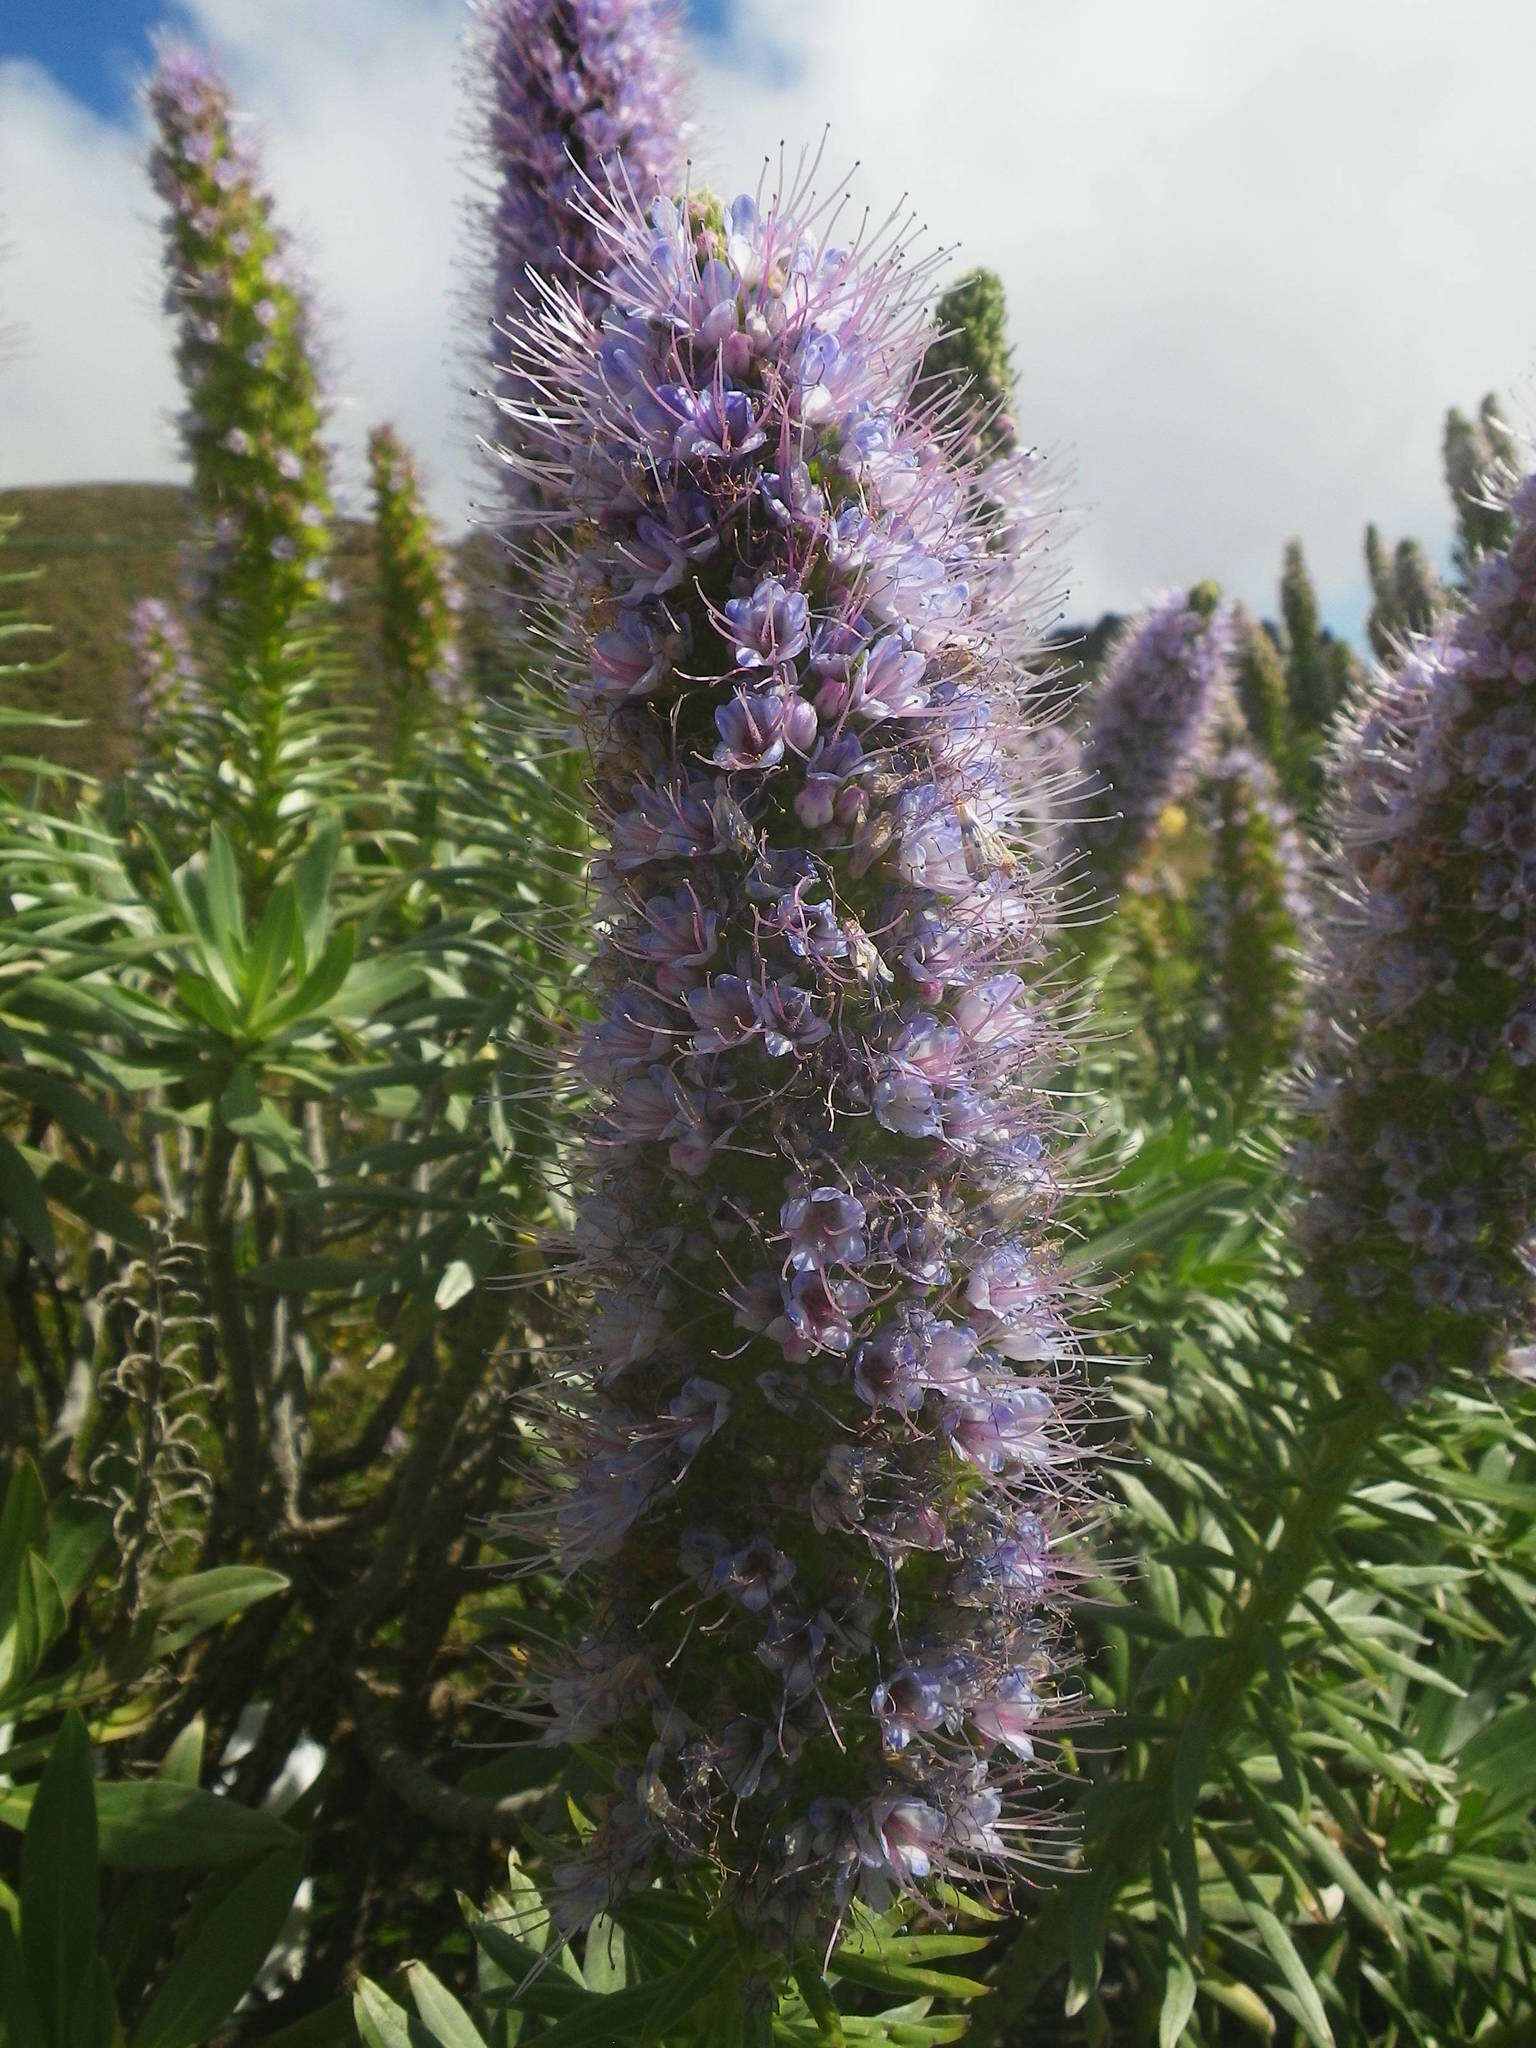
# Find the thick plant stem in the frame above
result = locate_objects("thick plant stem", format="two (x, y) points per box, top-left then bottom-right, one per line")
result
(982, 1383), (1391, 2031)
(199, 1123), (263, 1530)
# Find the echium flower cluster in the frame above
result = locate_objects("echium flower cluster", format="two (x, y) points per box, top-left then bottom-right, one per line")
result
(127, 596), (203, 732)
(1200, 738), (1309, 1106)
(147, 46), (332, 656)
(477, 0), (683, 503)
(1083, 587), (1237, 893)
(1294, 468), (1536, 1399)
(368, 423), (465, 755)
(501, 170), (1096, 1941)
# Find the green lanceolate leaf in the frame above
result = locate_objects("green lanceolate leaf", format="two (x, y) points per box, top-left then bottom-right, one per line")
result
(19, 1710), (98, 2048)
(405, 1964), (488, 2048)
(132, 1846), (305, 2048)
(0, 1779), (297, 1868)
(353, 1979), (415, 2048)
(0, 1133), (55, 1262)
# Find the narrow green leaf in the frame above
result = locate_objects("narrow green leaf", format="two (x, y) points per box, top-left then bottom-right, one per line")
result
(293, 817), (340, 959)
(158, 1718), (206, 1788)
(1, 1072), (132, 1162)
(132, 1846), (303, 2048)
(1243, 1901), (1334, 2048)
(40, 1499), (111, 1608)
(1172, 1704), (1214, 1831)
(581, 1917), (626, 1997)
(205, 825), (246, 956)
(354, 1979), (414, 2048)
(792, 1960), (846, 2044)
(0, 1779), (296, 1868)
(21, 1552), (67, 1668)
(405, 1964), (488, 2048)
(0, 1133), (54, 1261)
(0, 1460), (47, 1618)
(148, 1565), (289, 1653)
(1158, 1950), (1197, 2048)
(0, 1893), (46, 2048)
(245, 883), (300, 1021)
(67, 1956), (116, 2048)
(20, 1710), (97, 2048)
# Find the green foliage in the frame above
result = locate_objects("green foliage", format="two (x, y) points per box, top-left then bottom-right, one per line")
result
(5, 63), (1532, 2048)
(1230, 613), (1291, 774)
(1443, 395), (1516, 580)
(972, 901), (1536, 2042)
(0, 1458), (302, 2044)
(924, 269), (1016, 448)
(367, 423), (463, 771)
(1, 469), (582, 2018)
(1198, 746), (1306, 1109)
(353, 1852), (994, 2048)
(1279, 539), (1331, 732)
(1365, 526), (1444, 660)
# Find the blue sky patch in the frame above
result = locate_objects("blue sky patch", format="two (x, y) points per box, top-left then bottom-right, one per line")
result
(4, 2), (194, 118)
(7, 1), (738, 121)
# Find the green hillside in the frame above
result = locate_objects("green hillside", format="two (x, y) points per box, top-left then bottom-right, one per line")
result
(0, 481), (468, 782)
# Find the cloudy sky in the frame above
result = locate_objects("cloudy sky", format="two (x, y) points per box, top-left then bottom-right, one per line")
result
(2, 0), (1534, 638)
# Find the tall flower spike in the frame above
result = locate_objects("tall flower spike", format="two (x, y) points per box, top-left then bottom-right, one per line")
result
(920, 271), (1082, 870)
(1231, 607), (1292, 773)
(1200, 737), (1309, 1108)
(147, 45), (332, 657)
(475, 0), (685, 504)
(501, 171), (1096, 1946)
(1295, 467), (1536, 1397)
(127, 596), (203, 735)
(1444, 395), (1517, 579)
(368, 423), (465, 765)
(1083, 586), (1237, 895)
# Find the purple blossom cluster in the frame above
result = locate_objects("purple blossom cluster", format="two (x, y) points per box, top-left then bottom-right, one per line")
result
(1294, 470), (1536, 1395)
(127, 596), (203, 731)
(476, 0), (684, 500)
(1084, 591), (1237, 891)
(147, 46), (332, 652)
(499, 171), (1095, 1939)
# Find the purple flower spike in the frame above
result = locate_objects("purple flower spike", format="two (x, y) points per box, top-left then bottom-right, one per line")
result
(1084, 589), (1237, 890)
(476, 0), (684, 464)
(502, 164), (1099, 1944)
(1294, 467), (1536, 1395)
(127, 597), (203, 734)
(146, 46), (332, 648)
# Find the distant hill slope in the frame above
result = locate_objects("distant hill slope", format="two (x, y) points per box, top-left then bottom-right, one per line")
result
(4, 481), (1116, 789)
(0, 481), (472, 782)
(3, 484), (196, 781)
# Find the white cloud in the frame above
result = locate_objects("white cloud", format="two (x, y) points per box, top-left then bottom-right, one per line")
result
(4, 0), (1535, 634)
(686, 0), (1536, 628)
(0, 60), (177, 484)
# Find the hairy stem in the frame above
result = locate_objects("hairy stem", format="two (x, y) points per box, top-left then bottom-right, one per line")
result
(199, 1123), (263, 1529)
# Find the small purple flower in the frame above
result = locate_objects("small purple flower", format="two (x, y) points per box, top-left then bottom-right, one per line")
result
(726, 578), (811, 672)
(942, 1387), (1057, 1472)
(686, 975), (760, 1053)
(871, 1666), (947, 1754)
(782, 1184), (868, 1271)
(713, 686), (817, 770)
